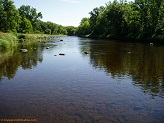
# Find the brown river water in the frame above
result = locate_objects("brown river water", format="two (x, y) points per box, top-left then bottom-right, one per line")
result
(0, 36), (164, 123)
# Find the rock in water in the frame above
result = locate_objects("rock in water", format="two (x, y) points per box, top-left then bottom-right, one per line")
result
(59, 53), (65, 55)
(20, 49), (28, 53)
(84, 52), (89, 54)
(150, 43), (154, 46)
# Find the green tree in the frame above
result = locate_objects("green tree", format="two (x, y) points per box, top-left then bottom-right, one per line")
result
(0, 0), (4, 30)
(77, 0), (163, 41)
(77, 18), (91, 36)
(18, 5), (42, 32)
(46, 21), (58, 35)
(39, 21), (48, 33)
(52, 23), (58, 34)
(149, 0), (164, 39)
(66, 26), (77, 36)
(117, 2), (141, 39)
(89, 6), (105, 33)
(0, 0), (20, 32)
(19, 17), (33, 33)
(57, 25), (67, 35)
(45, 29), (51, 34)
(105, 0), (126, 37)
(92, 10), (108, 36)
(132, 0), (164, 39)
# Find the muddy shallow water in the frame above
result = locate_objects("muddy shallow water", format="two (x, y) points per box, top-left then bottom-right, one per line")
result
(0, 36), (164, 123)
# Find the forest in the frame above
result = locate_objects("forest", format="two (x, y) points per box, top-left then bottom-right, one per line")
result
(0, 0), (163, 42)
(77, 0), (164, 42)
(0, 0), (76, 35)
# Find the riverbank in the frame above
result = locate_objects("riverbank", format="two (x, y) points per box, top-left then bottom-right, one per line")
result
(0, 32), (61, 50)
(0, 32), (17, 50)
(81, 34), (164, 43)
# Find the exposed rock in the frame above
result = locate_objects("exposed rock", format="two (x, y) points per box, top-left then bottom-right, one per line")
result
(84, 52), (89, 54)
(46, 47), (50, 49)
(20, 49), (28, 53)
(60, 40), (63, 41)
(59, 53), (65, 55)
(150, 43), (154, 46)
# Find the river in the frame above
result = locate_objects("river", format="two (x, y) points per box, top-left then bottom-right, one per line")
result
(0, 36), (164, 123)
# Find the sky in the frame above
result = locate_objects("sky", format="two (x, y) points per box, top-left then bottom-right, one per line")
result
(13, 0), (132, 27)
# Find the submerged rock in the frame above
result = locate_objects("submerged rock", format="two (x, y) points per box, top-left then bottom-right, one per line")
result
(20, 49), (28, 53)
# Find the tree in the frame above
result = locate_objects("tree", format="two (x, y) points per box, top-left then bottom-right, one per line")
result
(45, 29), (51, 34)
(105, 0), (126, 37)
(39, 21), (48, 33)
(77, 18), (91, 36)
(89, 6), (105, 33)
(91, 10), (108, 36)
(18, 5), (42, 32)
(66, 26), (77, 36)
(0, 0), (4, 30)
(19, 17), (33, 33)
(57, 25), (67, 35)
(0, 0), (20, 32)
(46, 21), (58, 35)
(155, 0), (164, 39)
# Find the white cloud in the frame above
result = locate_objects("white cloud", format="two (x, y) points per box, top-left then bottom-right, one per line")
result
(60, 0), (81, 4)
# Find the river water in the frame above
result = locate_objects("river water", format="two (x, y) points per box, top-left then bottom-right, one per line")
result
(0, 36), (164, 123)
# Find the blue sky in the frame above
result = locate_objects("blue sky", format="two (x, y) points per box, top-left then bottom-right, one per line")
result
(13, 0), (132, 27)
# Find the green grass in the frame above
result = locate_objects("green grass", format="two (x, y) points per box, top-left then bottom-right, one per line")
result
(0, 32), (18, 50)
(0, 32), (61, 50)
(19, 33), (62, 39)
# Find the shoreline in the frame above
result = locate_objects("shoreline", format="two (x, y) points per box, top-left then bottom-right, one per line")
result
(0, 32), (64, 51)
(78, 34), (164, 44)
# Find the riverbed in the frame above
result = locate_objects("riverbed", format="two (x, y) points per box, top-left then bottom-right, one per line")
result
(0, 36), (164, 123)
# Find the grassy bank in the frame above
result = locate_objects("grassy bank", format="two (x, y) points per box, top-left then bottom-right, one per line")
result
(0, 32), (60, 50)
(0, 32), (18, 50)
(18, 33), (57, 40)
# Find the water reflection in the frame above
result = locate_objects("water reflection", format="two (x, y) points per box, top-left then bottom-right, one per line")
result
(0, 37), (164, 122)
(0, 43), (43, 81)
(80, 40), (164, 97)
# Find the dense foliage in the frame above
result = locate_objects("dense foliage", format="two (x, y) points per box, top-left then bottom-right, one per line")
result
(0, 0), (163, 42)
(77, 0), (164, 41)
(0, 0), (77, 35)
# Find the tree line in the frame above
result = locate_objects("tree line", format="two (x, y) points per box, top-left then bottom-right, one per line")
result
(1, 0), (163, 41)
(77, 0), (164, 42)
(0, 0), (77, 35)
